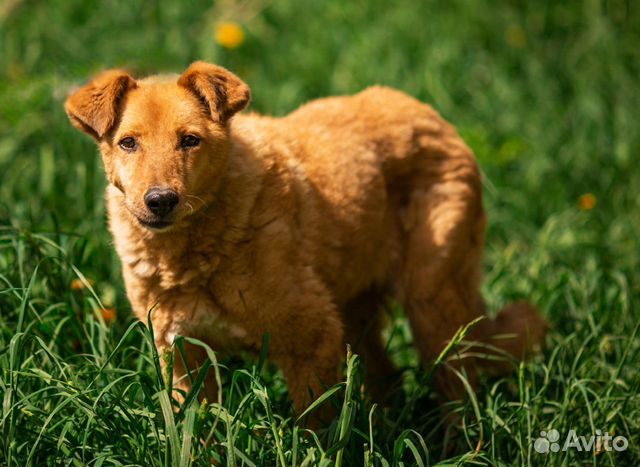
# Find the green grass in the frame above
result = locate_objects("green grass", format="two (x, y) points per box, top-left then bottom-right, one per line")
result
(1, 0), (639, 465)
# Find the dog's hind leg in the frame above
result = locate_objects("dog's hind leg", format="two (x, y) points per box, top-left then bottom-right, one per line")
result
(343, 288), (399, 402)
(397, 154), (546, 399)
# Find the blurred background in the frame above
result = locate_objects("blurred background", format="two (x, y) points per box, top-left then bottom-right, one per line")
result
(0, 1), (639, 465)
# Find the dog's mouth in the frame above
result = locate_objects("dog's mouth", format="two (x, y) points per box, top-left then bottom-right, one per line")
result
(136, 217), (174, 230)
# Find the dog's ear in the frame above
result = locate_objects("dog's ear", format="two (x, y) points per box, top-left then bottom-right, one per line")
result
(65, 70), (137, 140)
(178, 61), (251, 123)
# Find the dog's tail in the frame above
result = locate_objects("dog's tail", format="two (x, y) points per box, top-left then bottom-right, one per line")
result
(434, 301), (548, 400)
(470, 301), (548, 372)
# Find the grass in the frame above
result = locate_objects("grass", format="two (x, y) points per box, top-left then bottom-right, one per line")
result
(1, 0), (639, 465)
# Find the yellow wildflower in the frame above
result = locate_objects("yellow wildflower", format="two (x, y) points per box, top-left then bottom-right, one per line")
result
(215, 21), (245, 49)
(71, 278), (96, 290)
(506, 25), (526, 48)
(7, 63), (24, 80)
(579, 193), (597, 211)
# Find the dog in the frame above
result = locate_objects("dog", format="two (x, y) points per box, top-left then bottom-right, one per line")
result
(65, 61), (546, 416)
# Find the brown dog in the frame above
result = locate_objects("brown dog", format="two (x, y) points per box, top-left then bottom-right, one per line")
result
(65, 61), (546, 414)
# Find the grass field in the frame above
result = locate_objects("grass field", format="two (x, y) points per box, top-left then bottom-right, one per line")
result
(1, 0), (639, 466)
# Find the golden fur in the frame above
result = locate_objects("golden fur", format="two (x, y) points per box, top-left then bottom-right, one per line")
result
(65, 61), (546, 414)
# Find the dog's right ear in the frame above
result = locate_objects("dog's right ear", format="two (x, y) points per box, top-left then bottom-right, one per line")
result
(65, 70), (137, 140)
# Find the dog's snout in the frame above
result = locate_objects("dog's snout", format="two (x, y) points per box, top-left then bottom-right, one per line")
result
(144, 188), (179, 217)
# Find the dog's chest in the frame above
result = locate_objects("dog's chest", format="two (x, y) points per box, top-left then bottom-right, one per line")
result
(121, 238), (260, 350)
(163, 293), (253, 351)
(118, 231), (224, 290)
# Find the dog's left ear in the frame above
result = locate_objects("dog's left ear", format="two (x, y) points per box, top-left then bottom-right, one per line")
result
(178, 61), (251, 123)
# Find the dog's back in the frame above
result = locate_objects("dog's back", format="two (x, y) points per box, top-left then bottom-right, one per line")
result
(231, 86), (481, 307)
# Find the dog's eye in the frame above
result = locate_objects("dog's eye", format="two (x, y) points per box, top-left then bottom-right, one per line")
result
(181, 135), (200, 148)
(119, 137), (137, 151)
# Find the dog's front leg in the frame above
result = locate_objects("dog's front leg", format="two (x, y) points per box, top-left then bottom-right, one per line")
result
(271, 305), (345, 425)
(171, 339), (218, 405)
(154, 324), (219, 406)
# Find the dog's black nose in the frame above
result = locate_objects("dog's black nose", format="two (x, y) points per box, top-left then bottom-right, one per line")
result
(144, 188), (179, 217)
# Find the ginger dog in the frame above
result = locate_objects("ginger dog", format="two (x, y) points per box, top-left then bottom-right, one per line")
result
(65, 62), (546, 414)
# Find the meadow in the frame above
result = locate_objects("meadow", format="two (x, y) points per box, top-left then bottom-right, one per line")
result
(1, 0), (639, 465)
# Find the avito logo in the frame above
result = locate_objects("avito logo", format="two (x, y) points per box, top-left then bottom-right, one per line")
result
(534, 428), (628, 454)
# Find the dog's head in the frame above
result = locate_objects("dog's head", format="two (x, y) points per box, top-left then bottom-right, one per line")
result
(65, 62), (251, 231)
